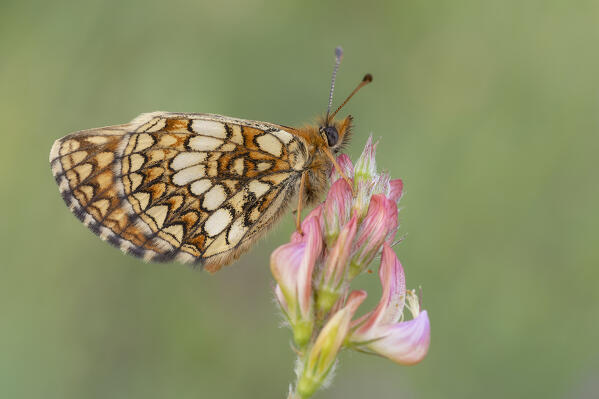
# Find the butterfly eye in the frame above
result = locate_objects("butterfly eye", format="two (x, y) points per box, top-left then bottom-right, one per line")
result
(322, 126), (339, 147)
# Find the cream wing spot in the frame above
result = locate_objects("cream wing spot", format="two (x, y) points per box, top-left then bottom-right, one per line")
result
(256, 133), (282, 157)
(175, 252), (195, 263)
(139, 117), (166, 132)
(134, 133), (154, 152)
(207, 163), (218, 177)
(262, 172), (291, 185)
(222, 179), (238, 192)
(171, 152), (207, 170)
(231, 158), (244, 175)
(257, 162), (271, 171)
(229, 125), (244, 145)
(272, 129), (293, 144)
(120, 240), (132, 252)
(99, 226), (112, 240)
(58, 176), (69, 192)
(147, 149), (166, 163)
(219, 143), (236, 152)
(143, 250), (156, 262)
(96, 152), (114, 168)
(129, 173), (143, 191)
(190, 179), (212, 196)
(202, 185), (226, 211)
(227, 190), (247, 213)
(86, 136), (109, 145)
(204, 208), (232, 237)
(79, 185), (94, 201)
(191, 120), (227, 138)
(83, 214), (94, 227)
(146, 205), (168, 228)
(92, 199), (110, 217)
(69, 150), (88, 166)
(248, 180), (270, 198)
(60, 140), (79, 156)
(129, 154), (145, 172)
(188, 136), (223, 151)
(158, 134), (178, 147)
(203, 231), (230, 257)
(74, 163), (93, 181)
(172, 165), (206, 186)
(133, 192), (150, 210)
(228, 217), (248, 246)
(163, 224), (184, 243)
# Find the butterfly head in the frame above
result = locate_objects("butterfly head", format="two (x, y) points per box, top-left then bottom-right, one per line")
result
(318, 115), (353, 152)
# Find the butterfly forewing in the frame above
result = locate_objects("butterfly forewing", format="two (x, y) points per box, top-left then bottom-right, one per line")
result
(50, 112), (310, 271)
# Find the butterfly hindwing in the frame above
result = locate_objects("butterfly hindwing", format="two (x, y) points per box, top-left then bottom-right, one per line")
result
(50, 112), (310, 271)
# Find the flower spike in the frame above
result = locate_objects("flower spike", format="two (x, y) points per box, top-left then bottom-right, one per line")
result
(270, 138), (430, 398)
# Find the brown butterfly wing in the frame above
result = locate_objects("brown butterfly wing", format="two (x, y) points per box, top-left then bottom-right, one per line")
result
(50, 112), (310, 271)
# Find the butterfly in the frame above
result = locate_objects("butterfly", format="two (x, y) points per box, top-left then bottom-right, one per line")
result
(49, 47), (372, 273)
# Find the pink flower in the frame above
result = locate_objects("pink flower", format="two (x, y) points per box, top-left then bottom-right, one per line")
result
(349, 194), (399, 277)
(271, 215), (323, 347)
(322, 179), (353, 245)
(354, 136), (377, 183)
(269, 137), (430, 398)
(316, 215), (358, 313)
(329, 153), (354, 184)
(349, 243), (430, 365)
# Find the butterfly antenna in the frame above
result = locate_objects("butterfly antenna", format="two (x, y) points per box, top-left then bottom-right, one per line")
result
(329, 73), (373, 121)
(325, 46), (344, 125)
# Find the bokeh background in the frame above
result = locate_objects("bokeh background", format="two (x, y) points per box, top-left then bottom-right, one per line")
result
(2, 1), (598, 398)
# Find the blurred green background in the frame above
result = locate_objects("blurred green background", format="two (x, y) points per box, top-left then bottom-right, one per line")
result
(2, 0), (598, 398)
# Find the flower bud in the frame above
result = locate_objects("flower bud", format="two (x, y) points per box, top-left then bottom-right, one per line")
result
(271, 216), (323, 347)
(353, 135), (377, 185)
(349, 195), (398, 277)
(296, 291), (366, 398)
(317, 216), (358, 314)
(322, 179), (353, 245)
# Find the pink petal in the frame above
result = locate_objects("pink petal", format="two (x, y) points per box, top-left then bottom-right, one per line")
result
(354, 243), (405, 335)
(271, 217), (322, 319)
(322, 215), (358, 288)
(270, 242), (306, 304)
(323, 179), (353, 241)
(292, 205), (323, 244)
(345, 290), (367, 315)
(367, 311), (430, 366)
(351, 195), (399, 270)
(297, 217), (323, 316)
(330, 153), (355, 182)
(377, 244), (406, 325)
(388, 179), (404, 203)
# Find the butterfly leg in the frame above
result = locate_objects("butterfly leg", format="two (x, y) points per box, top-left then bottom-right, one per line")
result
(322, 146), (354, 193)
(296, 172), (307, 234)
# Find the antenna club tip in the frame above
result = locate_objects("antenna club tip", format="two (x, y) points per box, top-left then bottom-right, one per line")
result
(363, 73), (373, 83)
(335, 46), (343, 58)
